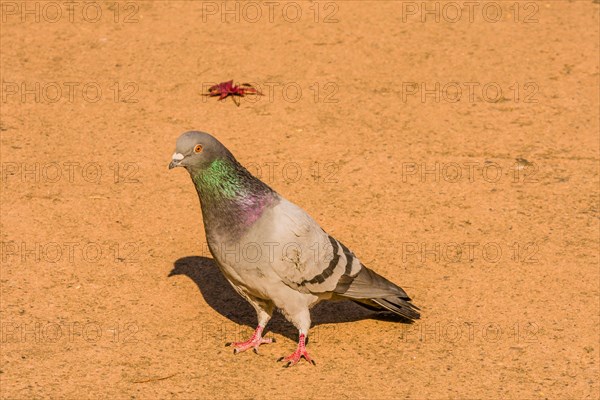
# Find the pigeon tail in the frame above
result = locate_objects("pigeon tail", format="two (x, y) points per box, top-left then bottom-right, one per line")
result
(336, 266), (421, 321)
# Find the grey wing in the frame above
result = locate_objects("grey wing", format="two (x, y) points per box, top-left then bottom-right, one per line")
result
(256, 199), (363, 295)
(251, 198), (420, 320)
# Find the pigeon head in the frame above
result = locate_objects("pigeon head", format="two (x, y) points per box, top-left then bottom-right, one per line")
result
(169, 130), (276, 236)
(168, 131), (233, 172)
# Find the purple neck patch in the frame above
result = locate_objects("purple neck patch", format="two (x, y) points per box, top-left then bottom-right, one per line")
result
(239, 192), (275, 226)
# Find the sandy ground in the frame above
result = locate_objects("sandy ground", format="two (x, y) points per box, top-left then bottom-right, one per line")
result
(1, 1), (599, 398)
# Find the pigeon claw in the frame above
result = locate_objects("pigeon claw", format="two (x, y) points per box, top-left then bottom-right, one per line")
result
(229, 337), (273, 354)
(226, 326), (274, 355)
(279, 348), (315, 367)
(278, 334), (315, 367)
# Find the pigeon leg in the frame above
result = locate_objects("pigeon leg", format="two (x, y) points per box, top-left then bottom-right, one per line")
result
(277, 333), (315, 367)
(225, 325), (274, 354)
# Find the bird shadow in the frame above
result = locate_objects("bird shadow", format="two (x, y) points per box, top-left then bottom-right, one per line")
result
(169, 256), (411, 341)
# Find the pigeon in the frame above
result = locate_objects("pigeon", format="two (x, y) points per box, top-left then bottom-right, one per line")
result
(169, 131), (420, 366)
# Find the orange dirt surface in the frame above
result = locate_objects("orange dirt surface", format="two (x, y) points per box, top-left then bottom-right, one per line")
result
(1, 1), (598, 399)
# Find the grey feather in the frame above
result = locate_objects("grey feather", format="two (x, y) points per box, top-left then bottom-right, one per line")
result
(171, 131), (421, 343)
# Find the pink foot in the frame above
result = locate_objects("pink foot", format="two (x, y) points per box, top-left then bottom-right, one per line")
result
(277, 334), (316, 367)
(225, 325), (274, 354)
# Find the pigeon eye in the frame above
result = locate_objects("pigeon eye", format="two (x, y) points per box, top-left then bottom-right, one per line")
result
(194, 144), (203, 154)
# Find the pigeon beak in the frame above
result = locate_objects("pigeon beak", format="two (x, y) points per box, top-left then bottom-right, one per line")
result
(169, 152), (185, 170)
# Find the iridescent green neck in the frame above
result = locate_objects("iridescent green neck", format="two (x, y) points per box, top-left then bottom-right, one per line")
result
(192, 158), (245, 200)
(190, 157), (276, 235)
